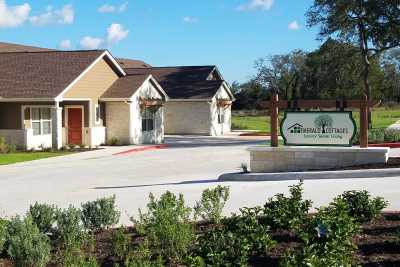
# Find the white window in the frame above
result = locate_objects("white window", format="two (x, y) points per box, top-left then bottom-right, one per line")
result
(142, 108), (155, 132)
(30, 107), (52, 136)
(95, 104), (101, 124)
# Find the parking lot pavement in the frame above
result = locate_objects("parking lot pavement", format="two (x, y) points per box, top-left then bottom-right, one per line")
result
(0, 136), (399, 225)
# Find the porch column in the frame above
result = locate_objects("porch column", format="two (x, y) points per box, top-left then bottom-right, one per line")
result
(51, 105), (63, 149)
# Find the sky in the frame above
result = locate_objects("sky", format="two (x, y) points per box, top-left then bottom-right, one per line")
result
(0, 0), (322, 83)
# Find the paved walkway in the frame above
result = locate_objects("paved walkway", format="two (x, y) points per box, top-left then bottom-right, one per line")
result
(0, 136), (399, 224)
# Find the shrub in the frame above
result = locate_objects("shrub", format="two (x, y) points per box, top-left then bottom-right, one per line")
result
(124, 240), (164, 267)
(6, 216), (51, 267)
(0, 218), (8, 254)
(196, 207), (275, 266)
(0, 137), (15, 154)
(62, 249), (99, 267)
(263, 182), (312, 230)
(283, 199), (359, 267)
(27, 202), (57, 235)
(134, 191), (195, 263)
(81, 195), (120, 232)
(335, 190), (388, 223)
(353, 128), (400, 144)
(111, 227), (131, 261)
(55, 205), (87, 250)
(194, 185), (230, 223)
(107, 137), (120, 146)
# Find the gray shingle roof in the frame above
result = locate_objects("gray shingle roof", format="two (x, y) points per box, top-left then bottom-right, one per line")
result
(124, 66), (224, 99)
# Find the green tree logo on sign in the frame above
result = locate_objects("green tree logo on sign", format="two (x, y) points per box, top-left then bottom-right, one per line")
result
(314, 115), (333, 133)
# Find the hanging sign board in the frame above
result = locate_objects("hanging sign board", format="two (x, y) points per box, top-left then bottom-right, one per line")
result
(280, 111), (357, 146)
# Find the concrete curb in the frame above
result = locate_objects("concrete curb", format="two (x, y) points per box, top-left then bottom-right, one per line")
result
(218, 168), (400, 182)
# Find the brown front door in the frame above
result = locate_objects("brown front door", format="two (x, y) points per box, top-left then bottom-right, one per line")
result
(68, 108), (83, 145)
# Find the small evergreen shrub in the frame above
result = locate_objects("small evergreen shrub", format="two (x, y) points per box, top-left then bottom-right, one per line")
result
(196, 207), (275, 266)
(107, 137), (120, 146)
(111, 227), (131, 261)
(55, 205), (87, 250)
(6, 216), (51, 267)
(194, 185), (230, 223)
(134, 191), (195, 263)
(0, 137), (15, 154)
(27, 202), (57, 235)
(62, 248), (99, 267)
(263, 182), (312, 230)
(0, 218), (8, 254)
(81, 195), (120, 231)
(282, 199), (359, 267)
(335, 190), (388, 223)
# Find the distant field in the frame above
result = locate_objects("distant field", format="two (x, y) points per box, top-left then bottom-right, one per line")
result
(232, 108), (400, 133)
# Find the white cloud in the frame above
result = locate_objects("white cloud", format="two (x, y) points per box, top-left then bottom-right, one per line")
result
(29, 4), (74, 26)
(106, 23), (128, 44)
(98, 2), (128, 13)
(288, 20), (300, 30)
(237, 0), (274, 11)
(59, 39), (72, 49)
(80, 36), (104, 49)
(183, 16), (198, 24)
(0, 0), (31, 28)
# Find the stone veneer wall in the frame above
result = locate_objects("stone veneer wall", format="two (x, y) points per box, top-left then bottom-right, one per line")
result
(249, 146), (390, 173)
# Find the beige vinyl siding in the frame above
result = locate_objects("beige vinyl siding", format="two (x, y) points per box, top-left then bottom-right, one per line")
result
(62, 57), (119, 127)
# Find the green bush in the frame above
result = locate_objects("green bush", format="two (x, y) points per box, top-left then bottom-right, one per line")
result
(194, 185), (230, 223)
(81, 195), (120, 232)
(353, 128), (400, 144)
(134, 191), (195, 263)
(27, 202), (57, 235)
(107, 137), (120, 146)
(0, 218), (8, 254)
(196, 207), (275, 266)
(62, 248), (99, 267)
(0, 136), (16, 154)
(55, 205), (87, 250)
(6, 216), (51, 267)
(282, 199), (359, 267)
(335, 190), (388, 223)
(263, 182), (312, 230)
(111, 227), (131, 261)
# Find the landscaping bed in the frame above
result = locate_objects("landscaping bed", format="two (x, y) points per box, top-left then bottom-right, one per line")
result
(0, 185), (398, 267)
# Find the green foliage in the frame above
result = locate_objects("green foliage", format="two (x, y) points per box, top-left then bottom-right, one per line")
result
(27, 202), (57, 234)
(81, 195), (120, 232)
(0, 218), (8, 254)
(5, 216), (51, 267)
(111, 227), (131, 261)
(124, 240), (164, 267)
(62, 248), (99, 267)
(55, 205), (87, 250)
(0, 136), (16, 154)
(263, 182), (312, 230)
(354, 128), (400, 144)
(335, 190), (388, 223)
(283, 199), (359, 267)
(107, 137), (120, 146)
(194, 185), (230, 223)
(134, 191), (195, 263)
(196, 207), (275, 266)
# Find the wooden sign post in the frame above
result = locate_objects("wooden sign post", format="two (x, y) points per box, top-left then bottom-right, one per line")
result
(270, 93), (279, 147)
(261, 96), (379, 148)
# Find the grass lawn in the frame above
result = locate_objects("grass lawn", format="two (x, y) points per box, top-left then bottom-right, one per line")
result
(0, 151), (73, 166)
(232, 108), (400, 134)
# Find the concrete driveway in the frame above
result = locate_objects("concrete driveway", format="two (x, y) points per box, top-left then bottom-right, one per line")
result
(0, 135), (399, 224)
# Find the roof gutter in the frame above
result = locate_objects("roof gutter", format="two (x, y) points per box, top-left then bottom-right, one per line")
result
(0, 97), (56, 102)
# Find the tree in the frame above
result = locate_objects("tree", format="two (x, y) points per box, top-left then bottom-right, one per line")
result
(254, 50), (307, 99)
(307, 0), (400, 126)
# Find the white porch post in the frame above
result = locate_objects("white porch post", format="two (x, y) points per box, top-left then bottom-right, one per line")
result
(51, 103), (63, 149)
